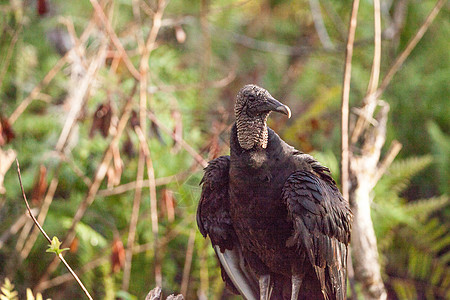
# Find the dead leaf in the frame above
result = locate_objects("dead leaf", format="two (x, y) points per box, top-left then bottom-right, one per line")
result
(37, 0), (48, 16)
(0, 148), (16, 194)
(111, 238), (125, 273)
(0, 116), (15, 146)
(31, 165), (47, 205)
(161, 189), (176, 222)
(89, 102), (112, 138)
(70, 236), (79, 253)
(106, 144), (123, 188)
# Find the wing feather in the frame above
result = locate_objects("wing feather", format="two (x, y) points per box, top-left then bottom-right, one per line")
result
(282, 170), (352, 300)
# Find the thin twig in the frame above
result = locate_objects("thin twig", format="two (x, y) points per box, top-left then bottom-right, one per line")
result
(147, 69), (236, 94)
(340, 0), (360, 201)
(308, 0), (334, 50)
(147, 111), (208, 168)
(375, 0), (446, 98)
(122, 138), (145, 291)
(0, 209), (36, 250)
(0, 22), (22, 93)
(8, 54), (69, 124)
(97, 170), (194, 197)
(373, 140), (402, 185)
(89, 0), (141, 80)
(37, 256), (108, 291)
(321, 0), (347, 40)
(367, 0), (382, 96)
(20, 168), (61, 259)
(60, 153), (92, 186)
(350, 0), (382, 144)
(137, 0), (166, 287)
(134, 124), (162, 287)
(15, 159), (93, 300)
(180, 229), (196, 296)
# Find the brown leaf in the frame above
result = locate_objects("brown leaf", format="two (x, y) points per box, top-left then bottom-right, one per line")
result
(160, 189), (176, 222)
(130, 110), (140, 128)
(89, 102), (112, 138)
(31, 165), (47, 206)
(70, 237), (79, 253)
(106, 144), (123, 188)
(0, 115), (15, 146)
(37, 0), (48, 16)
(0, 148), (16, 194)
(310, 118), (320, 131)
(111, 238), (125, 273)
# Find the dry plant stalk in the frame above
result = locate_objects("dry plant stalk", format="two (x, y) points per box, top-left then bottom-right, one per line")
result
(180, 229), (196, 296)
(340, 0), (360, 202)
(15, 159), (93, 300)
(121, 134), (146, 291)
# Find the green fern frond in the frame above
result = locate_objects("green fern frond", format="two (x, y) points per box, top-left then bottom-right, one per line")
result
(390, 217), (450, 299)
(391, 278), (417, 300)
(382, 155), (433, 194)
(427, 121), (450, 194)
(405, 195), (449, 222)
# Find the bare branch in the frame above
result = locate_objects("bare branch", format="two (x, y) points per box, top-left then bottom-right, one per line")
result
(376, 0), (446, 97)
(0, 209), (36, 250)
(373, 140), (402, 185)
(308, 0), (334, 50)
(8, 54), (69, 125)
(367, 0), (382, 96)
(97, 170), (194, 197)
(180, 229), (196, 296)
(148, 111), (208, 168)
(137, 0), (167, 288)
(340, 0), (360, 201)
(89, 0), (141, 80)
(134, 124), (162, 286)
(0, 22), (22, 93)
(122, 143), (145, 291)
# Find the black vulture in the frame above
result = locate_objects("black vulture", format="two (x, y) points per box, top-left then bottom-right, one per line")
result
(197, 84), (353, 300)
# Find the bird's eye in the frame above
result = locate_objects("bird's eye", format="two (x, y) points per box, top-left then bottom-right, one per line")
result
(248, 95), (255, 102)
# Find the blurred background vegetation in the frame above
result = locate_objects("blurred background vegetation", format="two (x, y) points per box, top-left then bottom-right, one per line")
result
(0, 0), (448, 299)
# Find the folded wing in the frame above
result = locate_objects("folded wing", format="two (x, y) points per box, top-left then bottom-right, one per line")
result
(282, 168), (352, 300)
(197, 156), (258, 300)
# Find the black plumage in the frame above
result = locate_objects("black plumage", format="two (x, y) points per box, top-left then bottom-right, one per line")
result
(197, 84), (352, 300)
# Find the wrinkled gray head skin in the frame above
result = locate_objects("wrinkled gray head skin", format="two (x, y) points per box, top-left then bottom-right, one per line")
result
(235, 84), (291, 150)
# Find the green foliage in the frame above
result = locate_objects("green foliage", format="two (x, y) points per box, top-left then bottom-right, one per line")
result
(427, 121), (450, 195)
(0, 279), (18, 300)
(45, 236), (70, 256)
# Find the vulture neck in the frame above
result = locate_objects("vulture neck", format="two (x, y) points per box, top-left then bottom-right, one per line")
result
(235, 113), (270, 150)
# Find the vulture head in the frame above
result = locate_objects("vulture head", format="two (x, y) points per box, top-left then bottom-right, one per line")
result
(235, 84), (291, 150)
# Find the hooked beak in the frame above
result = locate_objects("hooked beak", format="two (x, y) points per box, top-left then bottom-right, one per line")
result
(265, 97), (291, 118)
